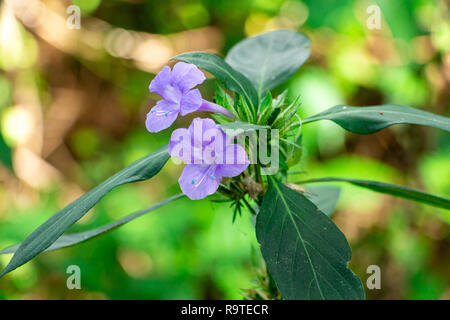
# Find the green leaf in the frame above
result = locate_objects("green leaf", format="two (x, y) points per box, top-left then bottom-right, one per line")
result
(305, 185), (341, 216)
(0, 194), (184, 255)
(302, 105), (450, 134)
(0, 132), (12, 170)
(219, 121), (269, 131)
(298, 177), (450, 210)
(173, 52), (259, 113)
(0, 145), (170, 277)
(256, 179), (365, 300)
(225, 30), (311, 98)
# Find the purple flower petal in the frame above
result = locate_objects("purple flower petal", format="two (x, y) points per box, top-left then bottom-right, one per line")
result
(162, 85), (183, 104)
(216, 144), (249, 177)
(188, 117), (219, 148)
(171, 118), (250, 200)
(169, 118), (226, 164)
(179, 89), (202, 116)
(148, 66), (171, 97)
(189, 118), (220, 164)
(171, 62), (206, 92)
(168, 128), (192, 162)
(145, 100), (179, 132)
(149, 66), (183, 103)
(179, 164), (221, 200)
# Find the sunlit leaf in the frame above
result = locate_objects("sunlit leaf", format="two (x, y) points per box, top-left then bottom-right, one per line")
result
(256, 179), (365, 300)
(0, 145), (170, 277)
(226, 30), (311, 98)
(303, 105), (450, 134)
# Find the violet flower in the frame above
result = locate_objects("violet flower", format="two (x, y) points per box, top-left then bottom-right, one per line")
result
(168, 118), (249, 200)
(146, 62), (235, 132)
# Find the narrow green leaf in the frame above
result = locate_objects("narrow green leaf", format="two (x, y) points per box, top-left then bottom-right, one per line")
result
(0, 194), (184, 255)
(256, 178), (365, 300)
(303, 105), (450, 134)
(305, 185), (341, 216)
(298, 177), (450, 210)
(259, 91), (272, 112)
(226, 30), (311, 98)
(0, 145), (170, 277)
(214, 84), (236, 115)
(173, 52), (259, 113)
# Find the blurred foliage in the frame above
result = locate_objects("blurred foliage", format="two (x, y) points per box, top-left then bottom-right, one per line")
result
(0, 0), (449, 299)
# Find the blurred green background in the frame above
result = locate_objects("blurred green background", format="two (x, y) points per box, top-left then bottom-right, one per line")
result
(0, 0), (449, 299)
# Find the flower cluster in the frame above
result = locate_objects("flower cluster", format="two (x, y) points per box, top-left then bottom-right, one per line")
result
(146, 63), (249, 200)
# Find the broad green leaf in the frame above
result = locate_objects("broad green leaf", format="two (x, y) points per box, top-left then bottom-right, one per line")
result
(0, 194), (184, 255)
(256, 179), (365, 300)
(173, 52), (259, 113)
(0, 145), (170, 277)
(225, 30), (311, 98)
(305, 185), (341, 216)
(302, 105), (450, 134)
(298, 177), (450, 210)
(219, 121), (269, 131)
